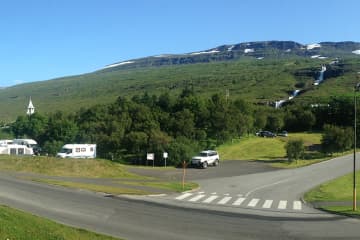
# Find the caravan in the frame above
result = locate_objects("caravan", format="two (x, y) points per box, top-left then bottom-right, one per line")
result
(57, 144), (96, 158)
(0, 139), (38, 156)
(13, 139), (41, 155)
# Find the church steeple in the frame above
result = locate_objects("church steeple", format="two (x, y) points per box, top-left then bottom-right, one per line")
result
(26, 97), (35, 116)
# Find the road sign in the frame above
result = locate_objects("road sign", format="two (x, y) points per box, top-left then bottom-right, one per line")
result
(147, 153), (155, 167)
(147, 153), (154, 160)
(163, 152), (168, 167)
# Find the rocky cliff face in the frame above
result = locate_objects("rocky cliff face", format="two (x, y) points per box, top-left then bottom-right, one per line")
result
(99, 41), (360, 72)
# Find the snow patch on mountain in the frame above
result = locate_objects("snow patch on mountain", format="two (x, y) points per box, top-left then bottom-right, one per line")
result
(227, 45), (235, 51)
(244, 48), (254, 53)
(307, 43), (321, 50)
(103, 61), (134, 69)
(190, 50), (220, 55)
(352, 50), (360, 55)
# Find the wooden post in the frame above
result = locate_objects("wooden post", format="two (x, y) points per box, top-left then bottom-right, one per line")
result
(182, 160), (187, 190)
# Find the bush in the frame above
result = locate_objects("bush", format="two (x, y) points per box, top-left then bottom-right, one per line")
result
(167, 137), (200, 166)
(321, 124), (353, 155)
(286, 139), (304, 162)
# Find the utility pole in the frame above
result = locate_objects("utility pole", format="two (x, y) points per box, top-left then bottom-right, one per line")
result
(354, 82), (360, 211)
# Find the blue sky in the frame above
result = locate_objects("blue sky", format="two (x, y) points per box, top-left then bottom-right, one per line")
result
(0, 0), (359, 87)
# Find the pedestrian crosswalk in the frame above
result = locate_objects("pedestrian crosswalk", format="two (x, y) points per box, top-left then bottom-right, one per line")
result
(174, 192), (303, 211)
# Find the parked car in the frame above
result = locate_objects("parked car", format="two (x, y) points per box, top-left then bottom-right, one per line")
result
(256, 131), (276, 138)
(191, 150), (220, 169)
(278, 131), (288, 137)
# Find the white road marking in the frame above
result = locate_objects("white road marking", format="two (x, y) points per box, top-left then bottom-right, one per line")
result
(211, 192), (217, 195)
(262, 200), (273, 209)
(232, 197), (246, 206)
(278, 200), (287, 209)
(189, 194), (205, 202)
(203, 195), (219, 203)
(217, 196), (232, 205)
(175, 193), (192, 200)
(247, 198), (260, 207)
(198, 192), (205, 194)
(245, 179), (289, 197)
(293, 201), (302, 210)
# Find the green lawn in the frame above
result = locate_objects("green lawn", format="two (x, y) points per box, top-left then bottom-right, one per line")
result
(0, 155), (198, 194)
(305, 172), (360, 202)
(217, 132), (322, 161)
(305, 171), (360, 216)
(0, 205), (119, 240)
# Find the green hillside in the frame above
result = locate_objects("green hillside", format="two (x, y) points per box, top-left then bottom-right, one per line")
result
(0, 41), (359, 123)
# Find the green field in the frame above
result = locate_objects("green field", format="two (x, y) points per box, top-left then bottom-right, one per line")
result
(217, 132), (322, 163)
(0, 155), (198, 194)
(0, 205), (119, 240)
(305, 171), (360, 216)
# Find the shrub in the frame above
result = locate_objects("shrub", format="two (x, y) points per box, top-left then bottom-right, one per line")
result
(286, 139), (304, 162)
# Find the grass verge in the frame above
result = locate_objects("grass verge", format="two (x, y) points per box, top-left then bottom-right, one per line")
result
(32, 178), (151, 195)
(0, 205), (120, 240)
(304, 170), (360, 217)
(120, 181), (199, 192)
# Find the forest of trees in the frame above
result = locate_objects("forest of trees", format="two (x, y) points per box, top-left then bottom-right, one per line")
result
(8, 89), (359, 166)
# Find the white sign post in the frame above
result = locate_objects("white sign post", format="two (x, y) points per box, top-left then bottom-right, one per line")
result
(147, 153), (155, 167)
(163, 152), (168, 167)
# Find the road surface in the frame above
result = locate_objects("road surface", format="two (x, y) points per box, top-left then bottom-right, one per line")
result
(0, 154), (359, 239)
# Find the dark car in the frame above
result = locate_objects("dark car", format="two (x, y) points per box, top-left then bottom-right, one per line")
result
(256, 130), (276, 138)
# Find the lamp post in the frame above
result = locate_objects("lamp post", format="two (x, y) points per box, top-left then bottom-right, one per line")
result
(354, 82), (360, 211)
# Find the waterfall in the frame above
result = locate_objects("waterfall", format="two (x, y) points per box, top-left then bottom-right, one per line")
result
(314, 65), (327, 86)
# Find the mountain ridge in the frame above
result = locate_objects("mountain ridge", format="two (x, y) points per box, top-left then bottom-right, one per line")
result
(98, 40), (360, 71)
(0, 40), (359, 123)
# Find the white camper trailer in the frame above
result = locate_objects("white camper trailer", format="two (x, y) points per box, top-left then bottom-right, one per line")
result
(13, 139), (38, 147)
(13, 139), (41, 155)
(57, 144), (96, 158)
(0, 143), (35, 155)
(0, 139), (38, 156)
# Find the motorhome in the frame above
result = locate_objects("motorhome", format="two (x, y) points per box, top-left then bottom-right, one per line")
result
(57, 144), (96, 158)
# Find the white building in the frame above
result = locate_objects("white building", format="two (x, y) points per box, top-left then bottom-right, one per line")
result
(26, 97), (35, 116)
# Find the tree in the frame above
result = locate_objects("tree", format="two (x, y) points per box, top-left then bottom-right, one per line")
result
(171, 109), (195, 138)
(266, 112), (284, 133)
(321, 124), (353, 155)
(284, 105), (316, 132)
(286, 139), (304, 163)
(167, 137), (199, 166)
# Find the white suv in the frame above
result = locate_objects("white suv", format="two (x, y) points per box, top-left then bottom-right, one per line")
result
(191, 150), (220, 169)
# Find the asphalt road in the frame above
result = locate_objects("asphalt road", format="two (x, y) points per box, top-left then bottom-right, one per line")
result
(0, 155), (359, 239)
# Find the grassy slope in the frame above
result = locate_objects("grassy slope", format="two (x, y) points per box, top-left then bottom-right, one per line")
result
(0, 205), (119, 240)
(0, 155), (140, 178)
(0, 58), (331, 122)
(217, 132), (322, 162)
(0, 155), (198, 194)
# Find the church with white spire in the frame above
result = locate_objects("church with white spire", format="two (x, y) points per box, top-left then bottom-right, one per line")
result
(26, 97), (35, 116)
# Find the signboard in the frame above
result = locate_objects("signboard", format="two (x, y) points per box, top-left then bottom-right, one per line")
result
(147, 153), (155, 167)
(147, 153), (155, 161)
(163, 152), (168, 167)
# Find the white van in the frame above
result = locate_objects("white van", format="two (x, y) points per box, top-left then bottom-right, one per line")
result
(57, 144), (96, 158)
